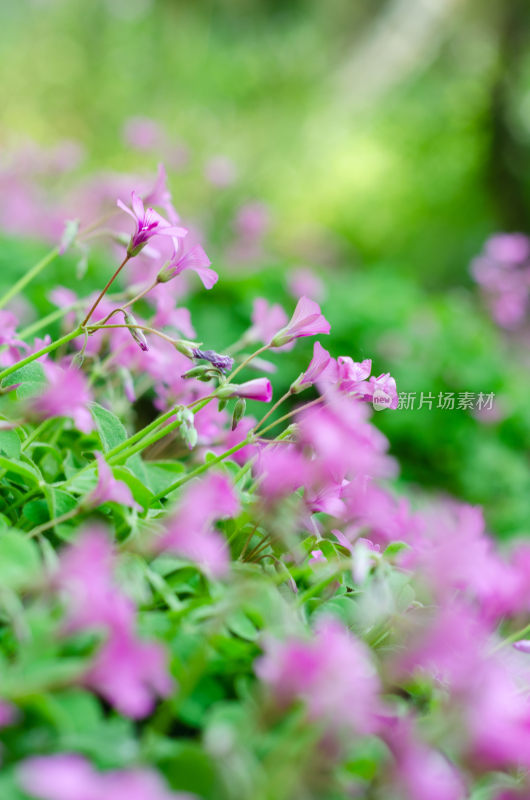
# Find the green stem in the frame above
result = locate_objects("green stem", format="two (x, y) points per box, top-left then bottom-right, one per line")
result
(226, 343), (270, 382)
(258, 396), (324, 437)
(109, 416), (184, 465)
(27, 507), (80, 538)
(22, 419), (54, 450)
(106, 406), (183, 461)
(0, 327), (82, 383)
(151, 438), (251, 502)
(492, 622), (530, 653)
(253, 388), (292, 433)
(0, 247), (59, 311)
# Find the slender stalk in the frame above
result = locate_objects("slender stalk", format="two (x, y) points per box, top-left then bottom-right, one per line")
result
(0, 247), (59, 311)
(88, 322), (178, 347)
(27, 507), (80, 538)
(109, 416), (184, 465)
(106, 405), (183, 461)
(97, 279), (158, 326)
(81, 255), (130, 326)
(151, 439), (251, 502)
(0, 327), (82, 382)
(253, 388), (292, 433)
(227, 343), (270, 382)
(492, 622), (530, 653)
(19, 302), (83, 339)
(22, 419), (53, 450)
(257, 396), (324, 437)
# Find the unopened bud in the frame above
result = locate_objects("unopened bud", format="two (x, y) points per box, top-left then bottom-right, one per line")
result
(179, 408), (198, 450)
(181, 365), (217, 380)
(175, 339), (202, 358)
(231, 398), (246, 431)
(123, 312), (149, 352)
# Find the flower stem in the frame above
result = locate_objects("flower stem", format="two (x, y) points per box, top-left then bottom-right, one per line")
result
(226, 344), (270, 382)
(0, 247), (59, 311)
(0, 327), (82, 383)
(257, 396), (324, 437)
(27, 507), (80, 538)
(151, 438), (251, 502)
(81, 255), (130, 326)
(492, 622), (530, 653)
(109, 416), (184, 465)
(253, 388), (292, 433)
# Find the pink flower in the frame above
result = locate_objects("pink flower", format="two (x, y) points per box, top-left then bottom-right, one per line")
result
(86, 453), (142, 510)
(117, 191), (187, 257)
(271, 296), (330, 347)
(158, 244), (218, 289)
(18, 754), (193, 800)
(382, 717), (466, 800)
(31, 362), (94, 433)
(250, 298), (289, 346)
(287, 268), (326, 302)
(204, 155), (237, 188)
(224, 378), (272, 403)
(256, 617), (381, 736)
(0, 310), (28, 366)
(56, 529), (172, 717)
(158, 473), (239, 577)
(254, 445), (311, 502)
(292, 341), (331, 392)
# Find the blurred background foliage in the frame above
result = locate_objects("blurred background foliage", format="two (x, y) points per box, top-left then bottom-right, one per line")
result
(1, 0), (530, 537)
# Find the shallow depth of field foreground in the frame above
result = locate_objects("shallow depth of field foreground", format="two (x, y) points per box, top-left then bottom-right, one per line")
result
(2, 2), (530, 799)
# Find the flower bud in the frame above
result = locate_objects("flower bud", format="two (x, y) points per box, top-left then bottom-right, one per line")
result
(231, 398), (246, 431)
(174, 339), (203, 358)
(123, 312), (148, 351)
(179, 408), (198, 450)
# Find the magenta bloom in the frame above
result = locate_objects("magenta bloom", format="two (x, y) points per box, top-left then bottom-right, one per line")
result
(250, 298), (289, 346)
(31, 362), (94, 433)
(227, 378), (272, 403)
(56, 529), (172, 717)
(256, 617), (381, 736)
(117, 191), (187, 256)
(0, 310), (28, 367)
(18, 754), (193, 800)
(86, 453), (142, 511)
(293, 341), (331, 392)
(158, 473), (239, 577)
(271, 296), (330, 347)
(159, 244), (218, 289)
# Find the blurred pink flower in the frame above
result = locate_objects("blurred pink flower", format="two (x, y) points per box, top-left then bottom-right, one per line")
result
(204, 155), (237, 188)
(19, 753), (193, 800)
(293, 341), (332, 392)
(256, 618), (381, 736)
(226, 378), (272, 403)
(86, 453), (142, 510)
(57, 529), (172, 717)
(287, 268), (326, 302)
(158, 473), (239, 577)
(31, 362), (94, 433)
(250, 298), (289, 346)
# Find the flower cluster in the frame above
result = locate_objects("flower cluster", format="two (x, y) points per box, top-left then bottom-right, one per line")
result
(0, 163), (528, 800)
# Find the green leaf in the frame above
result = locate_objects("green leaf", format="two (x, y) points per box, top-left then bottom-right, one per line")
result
(112, 466), (154, 510)
(0, 530), (39, 589)
(0, 456), (42, 487)
(143, 461), (185, 496)
(0, 429), (21, 459)
(1, 362), (47, 399)
(90, 403), (127, 452)
(383, 541), (411, 558)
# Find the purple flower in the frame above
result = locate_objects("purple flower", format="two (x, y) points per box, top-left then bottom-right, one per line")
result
(271, 296), (330, 347)
(117, 191), (187, 257)
(158, 244), (218, 289)
(192, 348), (234, 373)
(18, 754), (194, 800)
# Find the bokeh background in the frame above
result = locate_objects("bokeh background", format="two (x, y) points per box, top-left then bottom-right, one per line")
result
(1, 0), (530, 537)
